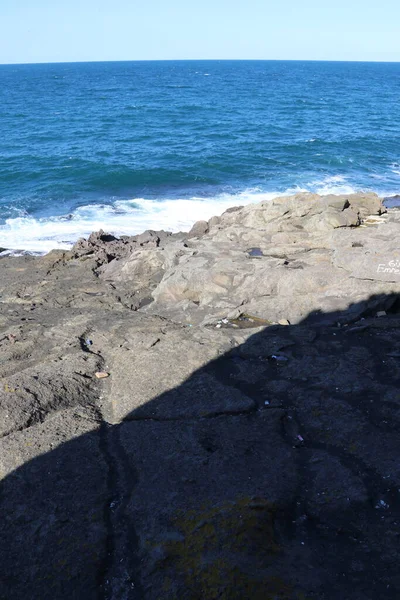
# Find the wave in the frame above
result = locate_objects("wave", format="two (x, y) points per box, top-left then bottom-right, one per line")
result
(0, 176), (389, 254)
(0, 191), (277, 253)
(306, 175), (358, 196)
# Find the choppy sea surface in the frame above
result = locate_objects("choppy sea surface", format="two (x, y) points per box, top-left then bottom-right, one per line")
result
(0, 60), (399, 252)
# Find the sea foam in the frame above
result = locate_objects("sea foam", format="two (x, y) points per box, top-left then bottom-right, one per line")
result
(0, 178), (365, 254)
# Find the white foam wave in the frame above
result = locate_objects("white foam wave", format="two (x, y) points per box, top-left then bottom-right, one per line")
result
(308, 175), (358, 196)
(0, 178), (376, 254)
(0, 190), (283, 253)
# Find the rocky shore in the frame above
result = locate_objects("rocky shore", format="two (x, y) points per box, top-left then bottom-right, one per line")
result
(1, 192), (400, 599)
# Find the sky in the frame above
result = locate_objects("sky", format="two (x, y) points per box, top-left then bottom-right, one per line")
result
(0, 0), (399, 64)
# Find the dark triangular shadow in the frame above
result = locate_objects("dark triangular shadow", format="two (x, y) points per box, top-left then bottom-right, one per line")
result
(1, 294), (400, 600)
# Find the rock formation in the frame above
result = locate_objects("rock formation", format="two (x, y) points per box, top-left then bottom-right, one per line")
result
(0, 193), (399, 599)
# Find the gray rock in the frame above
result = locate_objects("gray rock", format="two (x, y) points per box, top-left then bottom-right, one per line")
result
(1, 193), (400, 600)
(187, 219), (209, 238)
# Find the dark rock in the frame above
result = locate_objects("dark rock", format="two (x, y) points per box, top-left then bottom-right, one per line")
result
(247, 247), (264, 257)
(384, 194), (400, 208)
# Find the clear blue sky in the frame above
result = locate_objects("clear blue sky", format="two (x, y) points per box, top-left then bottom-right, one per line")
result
(1, 0), (399, 64)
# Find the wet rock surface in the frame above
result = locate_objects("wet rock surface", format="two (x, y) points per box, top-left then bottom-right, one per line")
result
(1, 193), (400, 599)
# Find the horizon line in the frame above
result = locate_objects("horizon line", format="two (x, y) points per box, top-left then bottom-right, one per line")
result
(1, 58), (400, 67)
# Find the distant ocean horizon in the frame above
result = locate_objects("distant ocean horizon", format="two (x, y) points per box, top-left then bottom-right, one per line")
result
(1, 60), (399, 253)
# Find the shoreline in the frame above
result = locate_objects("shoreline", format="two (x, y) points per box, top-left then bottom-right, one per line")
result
(1, 190), (399, 257)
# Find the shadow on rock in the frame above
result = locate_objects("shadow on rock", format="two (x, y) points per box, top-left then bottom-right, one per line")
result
(1, 294), (400, 600)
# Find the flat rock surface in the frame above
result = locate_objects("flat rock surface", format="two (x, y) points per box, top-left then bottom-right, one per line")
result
(1, 193), (400, 599)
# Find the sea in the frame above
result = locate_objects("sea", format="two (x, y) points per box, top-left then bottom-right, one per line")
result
(0, 60), (399, 253)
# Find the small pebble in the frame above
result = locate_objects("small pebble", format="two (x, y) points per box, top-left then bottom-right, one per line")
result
(95, 372), (110, 379)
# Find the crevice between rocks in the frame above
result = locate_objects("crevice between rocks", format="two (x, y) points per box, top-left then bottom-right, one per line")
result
(97, 419), (144, 600)
(122, 405), (262, 424)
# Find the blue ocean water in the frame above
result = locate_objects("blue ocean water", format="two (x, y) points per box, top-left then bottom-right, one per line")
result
(0, 60), (399, 252)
